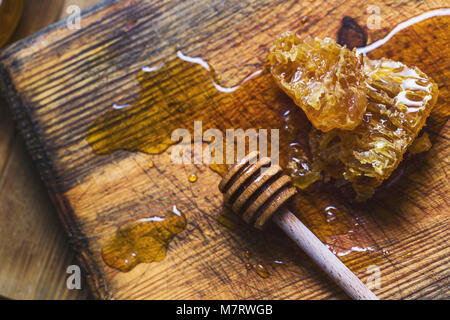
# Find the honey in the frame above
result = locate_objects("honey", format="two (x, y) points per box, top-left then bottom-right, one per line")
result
(0, 0), (23, 48)
(255, 264), (270, 278)
(102, 205), (187, 272)
(324, 206), (338, 223)
(188, 173), (198, 183)
(87, 12), (449, 272)
(242, 248), (278, 278)
(86, 53), (287, 170)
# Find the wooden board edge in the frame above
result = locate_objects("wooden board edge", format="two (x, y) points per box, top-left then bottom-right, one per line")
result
(0, 3), (122, 299)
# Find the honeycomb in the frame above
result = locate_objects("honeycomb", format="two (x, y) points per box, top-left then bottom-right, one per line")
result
(309, 58), (438, 201)
(286, 142), (321, 190)
(269, 32), (367, 132)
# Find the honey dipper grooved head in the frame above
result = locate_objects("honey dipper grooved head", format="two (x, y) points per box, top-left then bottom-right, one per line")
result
(219, 152), (296, 229)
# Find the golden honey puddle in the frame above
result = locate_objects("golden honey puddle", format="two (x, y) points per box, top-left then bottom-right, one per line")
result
(102, 205), (187, 272)
(85, 52), (286, 167)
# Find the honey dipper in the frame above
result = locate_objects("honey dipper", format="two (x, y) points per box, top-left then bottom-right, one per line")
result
(218, 151), (378, 300)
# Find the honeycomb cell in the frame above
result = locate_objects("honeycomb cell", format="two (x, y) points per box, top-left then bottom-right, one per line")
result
(269, 32), (367, 132)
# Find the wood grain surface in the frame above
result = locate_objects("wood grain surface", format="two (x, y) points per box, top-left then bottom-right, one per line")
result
(0, 0), (448, 300)
(0, 0), (100, 300)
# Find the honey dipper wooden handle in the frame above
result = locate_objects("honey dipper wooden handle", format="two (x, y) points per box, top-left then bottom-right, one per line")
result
(219, 153), (378, 300)
(272, 208), (379, 300)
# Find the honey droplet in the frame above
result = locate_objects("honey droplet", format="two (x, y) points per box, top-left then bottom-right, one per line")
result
(188, 173), (198, 183)
(255, 263), (270, 278)
(403, 252), (413, 258)
(348, 229), (357, 241)
(147, 160), (154, 168)
(102, 205), (187, 272)
(271, 259), (285, 267)
(324, 206), (338, 223)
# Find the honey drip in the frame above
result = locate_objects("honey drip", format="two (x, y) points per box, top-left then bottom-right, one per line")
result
(88, 12), (449, 272)
(188, 173), (198, 183)
(102, 205), (187, 272)
(242, 248), (278, 279)
(255, 264), (270, 278)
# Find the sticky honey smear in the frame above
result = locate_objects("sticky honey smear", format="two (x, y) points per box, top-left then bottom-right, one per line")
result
(269, 33), (368, 132)
(85, 52), (287, 176)
(102, 206), (187, 272)
(309, 58), (438, 201)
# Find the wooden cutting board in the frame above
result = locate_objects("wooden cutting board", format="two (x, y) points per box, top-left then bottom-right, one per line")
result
(0, 0), (448, 299)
